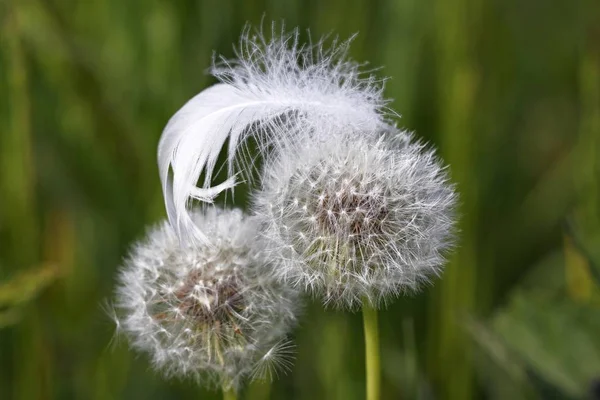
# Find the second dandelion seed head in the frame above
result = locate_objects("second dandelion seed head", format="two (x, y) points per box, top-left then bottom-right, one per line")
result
(254, 129), (457, 309)
(115, 208), (298, 389)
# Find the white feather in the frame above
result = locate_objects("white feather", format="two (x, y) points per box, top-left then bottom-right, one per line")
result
(158, 26), (389, 244)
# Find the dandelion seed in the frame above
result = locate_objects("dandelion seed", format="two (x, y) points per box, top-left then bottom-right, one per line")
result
(251, 339), (296, 381)
(114, 208), (298, 390)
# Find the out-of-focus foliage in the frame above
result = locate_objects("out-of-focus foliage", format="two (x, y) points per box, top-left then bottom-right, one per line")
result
(468, 233), (600, 400)
(0, 265), (59, 328)
(0, 0), (598, 399)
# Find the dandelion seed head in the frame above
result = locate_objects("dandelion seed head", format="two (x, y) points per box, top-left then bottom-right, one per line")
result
(254, 129), (457, 309)
(114, 208), (298, 388)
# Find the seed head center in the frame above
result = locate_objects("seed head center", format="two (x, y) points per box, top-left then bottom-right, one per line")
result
(313, 181), (388, 240)
(174, 269), (245, 325)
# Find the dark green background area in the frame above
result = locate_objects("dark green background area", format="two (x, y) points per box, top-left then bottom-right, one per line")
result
(1, 0), (599, 399)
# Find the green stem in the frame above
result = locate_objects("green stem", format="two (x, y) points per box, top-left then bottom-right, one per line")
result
(362, 298), (381, 400)
(222, 386), (237, 400)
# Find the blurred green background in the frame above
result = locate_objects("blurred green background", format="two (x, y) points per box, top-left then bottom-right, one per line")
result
(1, 0), (599, 399)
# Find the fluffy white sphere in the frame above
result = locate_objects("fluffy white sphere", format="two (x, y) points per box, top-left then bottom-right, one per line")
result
(253, 130), (457, 309)
(114, 208), (298, 389)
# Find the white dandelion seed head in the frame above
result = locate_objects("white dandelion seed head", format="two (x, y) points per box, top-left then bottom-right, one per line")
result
(158, 24), (390, 245)
(114, 207), (298, 389)
(253, 129), (457, 309)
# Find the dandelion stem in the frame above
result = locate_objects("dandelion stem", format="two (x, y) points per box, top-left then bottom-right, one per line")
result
(362, 298), (381, 400)
(222, 386), (237, 400)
